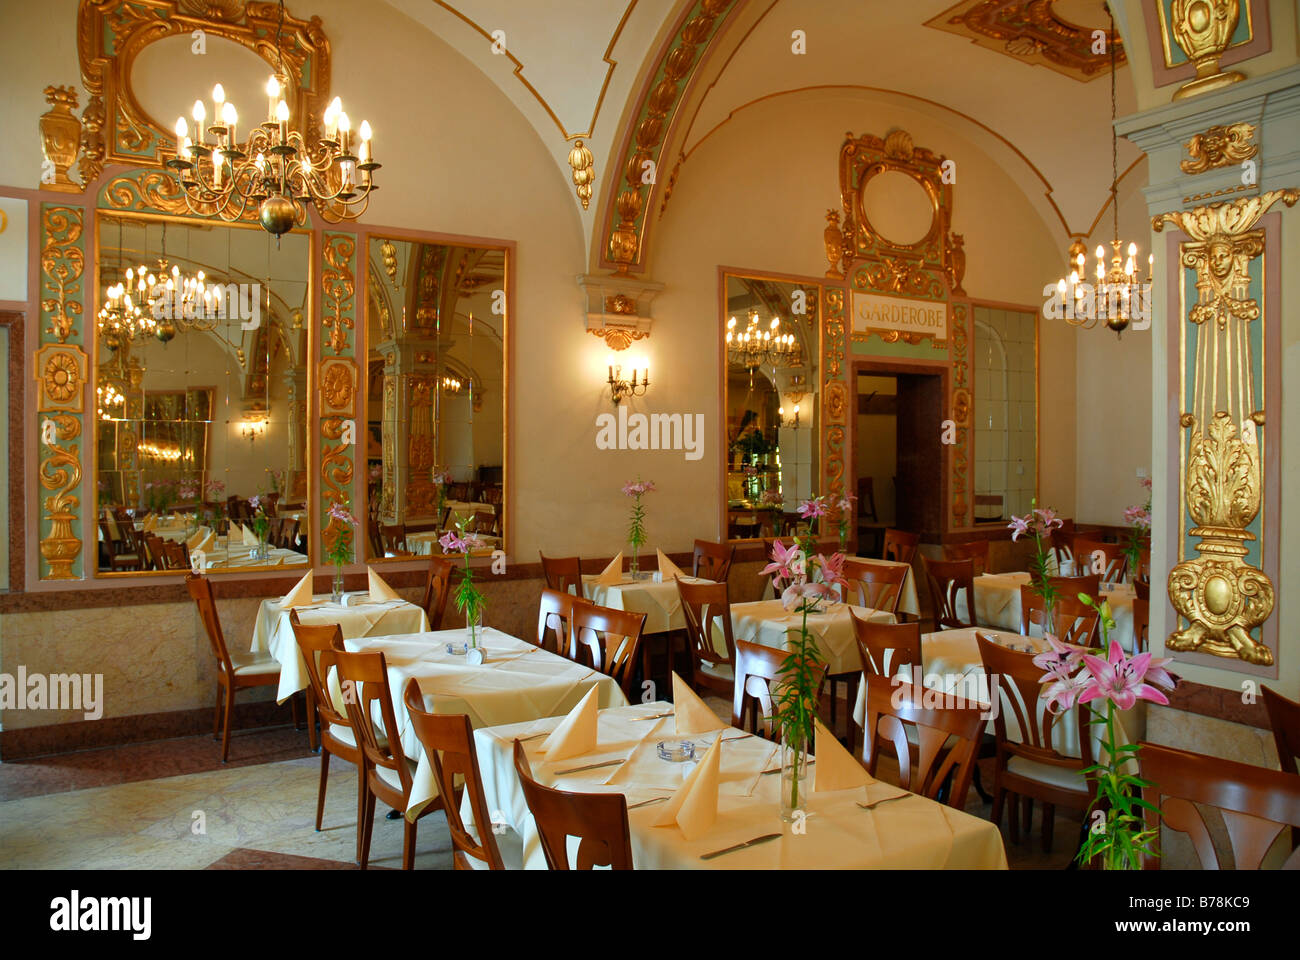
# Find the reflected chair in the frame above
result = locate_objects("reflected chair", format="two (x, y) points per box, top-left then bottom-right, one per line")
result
(513, 739), (633, 870)
(1050, 525), (1076, 575)
(163, 539), (191, 570)
(420, 557), (454, 630)
(676, 579), (737, 698)
(366, 523), (384, 561)
(944, 540), (990, 576)
(99, 519), (141, 571)
(536, 588), (591, 659)
(1138, 742), (1300, 869)
(403, 684), (504, 870)
(335, 649), (444, 869)
(1048, 573), (1101, 604)
(1133, 577), (1150, 602)
(861, 674), (985, 810)
(857, 476), (878, 523)
(379, 523), (411, 557)
(1019, 585), (1100, 648)
(1132, 597), (1150, 656)
(1262, 686), (1300, 778)
(539, 553), (584, 596)
(692, 539), (735, 583)
(841, 558), (907, 616)
(186, 573), (289, 762)
(470, 510), (498, 537)
(1073, 538), (1127, 583)
(732, 638), (826, 743)
(924, 556), (977, 629)
(882, 528), (920, 567)
(570, 603), (646, 699)
(978, 634), (1094, 852)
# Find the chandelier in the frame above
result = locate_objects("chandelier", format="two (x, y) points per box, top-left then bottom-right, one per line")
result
(164, 1), (380, 238)
(1056, 6), (1152, 335)
(439, 374), (465, 395)
(98, 219), (148, 351)
(725, 309), (798, 370)
(126, 221), (215, 343)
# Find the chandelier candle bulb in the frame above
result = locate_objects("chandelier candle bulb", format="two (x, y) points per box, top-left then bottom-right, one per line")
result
(359, 120), (372, 163)
(221, 102), (237, 146)
(265, 75), (280, 123)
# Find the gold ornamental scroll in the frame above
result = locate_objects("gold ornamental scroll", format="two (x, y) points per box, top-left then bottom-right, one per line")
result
(1153, 188), (1298, 666)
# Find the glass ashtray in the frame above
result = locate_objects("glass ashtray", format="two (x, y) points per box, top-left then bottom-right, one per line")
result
(656, 739), (696, 762)
(445, 640), (469, 655)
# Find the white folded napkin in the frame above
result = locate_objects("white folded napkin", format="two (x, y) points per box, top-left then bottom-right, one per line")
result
(596, 552), (624, 586)
(653, 737), (721, 840)
(657, 549), (686, 582)
(282, 570), (314, 608)
(367, 567), (401, 602)
(813, 717), (873, 792)
(241, 524), (258, 546)
(540, 685), (600, 762)
(142, 515), (156, 532)
(672, 672), (727, 735)
(197, 531), (217, 553)
(185, 526), (210, 551)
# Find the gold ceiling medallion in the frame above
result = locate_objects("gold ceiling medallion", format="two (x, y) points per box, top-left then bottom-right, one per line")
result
(924, 1), (1126, 82)
(39, 86), (84, 192)
(1166, 0), (1247, 100)
(1153, 188), (1298, 666)
(1180, 122), (1258, 174)
(568, 139), (595, 210)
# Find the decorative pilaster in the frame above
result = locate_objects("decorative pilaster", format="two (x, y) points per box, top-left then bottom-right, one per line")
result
(319, 231), (359, 565)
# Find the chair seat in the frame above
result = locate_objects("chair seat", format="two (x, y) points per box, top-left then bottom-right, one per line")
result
(1007, 755), (1089, 795)
(229, 649), (281, 676)
(374, 756), (419, 792)
(327, 722), (386, 750)
(698, 660), (734, 683)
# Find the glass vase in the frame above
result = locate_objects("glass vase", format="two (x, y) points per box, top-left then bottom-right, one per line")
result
(779, 738), (809, 822)
(331, 566), (344, 604)
(629, 545), (640, 579)
(256, 532), (269, 562)
(466, 607), (483, 648)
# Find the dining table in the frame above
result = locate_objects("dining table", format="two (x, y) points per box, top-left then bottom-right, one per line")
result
(406, 531), (502, 556)
(729, 599), (896, 675)
(759, 556), (919, 618)
(955, 571), (1137, 651)
(464, 702), (1008, 869)
(582, 572), (714, 635)
(250, 592), (430, 701)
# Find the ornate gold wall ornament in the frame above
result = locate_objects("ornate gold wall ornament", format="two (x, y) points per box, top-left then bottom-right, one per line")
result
(1180, 122), (1258, 174)
(39, 85), (83, 192)
(40, 207), (85, 343)
(36, 345), (88, 411)
(380, 239), (398, 282)
(824, 211), (846, 278)
(100, 168), (259, 222)
(568, 139), (596, 210)
(820, 286), (845, 504)
(1167, 0), (1247, 100)
(950, 304), (971, 527)
(39, 413), (83, 580)
(590, 326), (648, 351)
(606, 294), (636, 315)
(322, 233), (357, 355)
(1153, 188), (1298, 665)
(319, 357), (357, 416)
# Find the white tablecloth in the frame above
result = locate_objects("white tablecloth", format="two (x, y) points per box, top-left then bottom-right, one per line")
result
(467, 702), (1007, 869)
(760, 558), (919, 618)
(730, 599), (896, 675)
(583, 574), (714, 634)
(955, 572), (1135, 651)
(406, 531), (501, 556)
(251, 593), (430, 701)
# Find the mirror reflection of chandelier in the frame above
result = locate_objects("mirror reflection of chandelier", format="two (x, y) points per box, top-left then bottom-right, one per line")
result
(726, 309), (799, 369)
(97, 280), (146, 352)
(96, 383), (125, 422)
(439, 374), (465, 395)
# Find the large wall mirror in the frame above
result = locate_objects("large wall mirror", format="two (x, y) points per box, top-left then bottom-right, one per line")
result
(722, 272), (821, 541)
(93, 213), (312, 575)
(365, 236), (506, 560)
(971, 304), (1037, 524)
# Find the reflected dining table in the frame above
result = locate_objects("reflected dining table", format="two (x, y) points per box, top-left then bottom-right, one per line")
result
(466, 702), (1008, 869)
(582, 573), (715, 635)
(761, 557), (919, 619)
(954, 571), (1137, 652)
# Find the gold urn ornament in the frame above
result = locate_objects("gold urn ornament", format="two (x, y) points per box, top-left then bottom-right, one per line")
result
(1170, 0), (1246, 100)
(38, 85), (83, 192)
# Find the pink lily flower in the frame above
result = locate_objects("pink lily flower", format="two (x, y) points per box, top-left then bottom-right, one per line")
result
(797, 496), (828, 520)
(760, 539), (800, 589)
(815, 552), (849, 589)
(781, 580), (836, 612)
(1042, 670), (1093, 714)
(1007, 515), (1031, 541)
(1078, 640), (1175, 711)
(1032, 635), (1085, 683)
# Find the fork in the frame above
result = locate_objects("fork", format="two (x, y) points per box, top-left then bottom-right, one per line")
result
(856, 791), (912, 811)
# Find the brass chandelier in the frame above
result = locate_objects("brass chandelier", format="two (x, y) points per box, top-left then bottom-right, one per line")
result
(164, 0), (380, 238)
(725, 309), (799, 370)
(126, 222), (215, 343)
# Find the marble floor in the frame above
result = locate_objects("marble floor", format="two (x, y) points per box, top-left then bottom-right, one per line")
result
(0, 694), (1077, 870)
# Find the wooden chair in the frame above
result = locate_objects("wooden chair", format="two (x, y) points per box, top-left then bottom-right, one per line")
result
(1132, 597), (1150, 655)
(420, 557), (454, 630)
(924, 556), (976, 629)
(857, 476), (878, 523)
(882, 528), (920, 567)
(334, 649), (443, 869)
(1049, 573), (1101, 603)
(841, 558), (907, 616)
(944, 540), (990, 576)
(186, 574), (288, 762)
(366, 522), (384, 561)
(512, 739), (633, 869)
(676, 579), (737, 698)
(1137, 548), (1151, 580)
(1073, 538), (1128, 583)
(1050, 526), (1076, 575)
(1138, 742), (1300, 869)
(539, 553), (584, 595)
(1263, 686), (1300, 777)
(1133, 577), (1150, 601)
(289, 614), (364, 859)
(449, 482), (472, 502)
(978, 634), (1094, 852)
(470, 510), (498, 537)
(403, 683), (504, 870)
(379, 523), (411, 557)
(1019, 585), (1100, 647)
(731, 638), (827, 742)
(99, 519), (141, 571)
(143, 533), (168, 571)
(852, 615), (921, 679)
(692, 539), (735, 583)
(163, 539), (190, 570)
(570, 603), (646, 699)
(861, 674), (985, 809)
(536, 588), (591, 658)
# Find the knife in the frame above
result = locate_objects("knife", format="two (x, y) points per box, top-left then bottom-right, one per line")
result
(626, 796), (668, 810)
(632, 711), (674, 721)
(856, 791), (911, 811)
(700, 833), (782, 860)
(554, 758), (626, 776)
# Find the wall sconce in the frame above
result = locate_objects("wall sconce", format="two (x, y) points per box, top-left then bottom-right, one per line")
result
(608, 362), (649, 405)
(240, 413), (268, 445)
(778, 402), (801, 428)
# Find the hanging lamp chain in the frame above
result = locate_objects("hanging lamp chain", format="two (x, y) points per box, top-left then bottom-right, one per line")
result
(1109, 4), (1118, 245)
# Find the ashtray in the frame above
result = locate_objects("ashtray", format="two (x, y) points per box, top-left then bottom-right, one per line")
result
(656, 739), (696, 762)
(445, 640), (469, 655)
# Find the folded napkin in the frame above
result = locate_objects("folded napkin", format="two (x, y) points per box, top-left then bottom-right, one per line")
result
(185, 526), (210, 551)
(672, 672), (727, 735)
(197, 531), (217, 553)
(282, 570), (314, 608)
(142, 515), (156, 532)
(596, 552), (624, 586)
(241, 524), (259, 546)
(540, 685), (599, 763)
(657, 549), (686, 582)
(367, 567), (401, 603)
(813, 717), (872, 792)
(653, 737), (721, 840)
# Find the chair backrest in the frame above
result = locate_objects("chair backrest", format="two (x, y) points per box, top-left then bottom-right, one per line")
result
(692, 539), (735, 583)
(1138, 741), (1300, 870)
(1073, 538), (1127, 583)
(334, 649), (413, 797)
(977, 633), (1093, 776)
(288, 613), (350, 731)
(537, 587), (590, 658)
(841, 558), (907, 614)
(1018, 585), (1100, 647)
(367, 522), (383, 560)
(185, 574), (234, 677)
(850, 613), (921, 678)
(882, 528), (920, 566)
(923, 556), (975, 629)
(1050, 527), (1076, 571)
(861, 673), (984, 808)
(676, 578), (736, 672)
(144, 533), (167, 570)
(470, 510), (497, 536)
(539, 553), (583, 595)
(1137, 548), (1151, 580)
(1048, 573), (1101, 603)
(379, 523), (409, 555)
(570, 603), (646, 698)
(1262, 686), (1300, 778)
(512, 739), (633, 869)
(1132, 596), (1150, 655)
(402, 681), (504, 870)
(944, 540), (990, 576)
(1133, 577), (1150, 601)
(164, 539), (190, 569)
(420, 557), (454, 630)
(731, 639), (826, 741)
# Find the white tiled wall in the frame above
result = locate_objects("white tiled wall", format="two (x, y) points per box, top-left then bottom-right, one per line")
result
(973, 306), (1037, 521)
